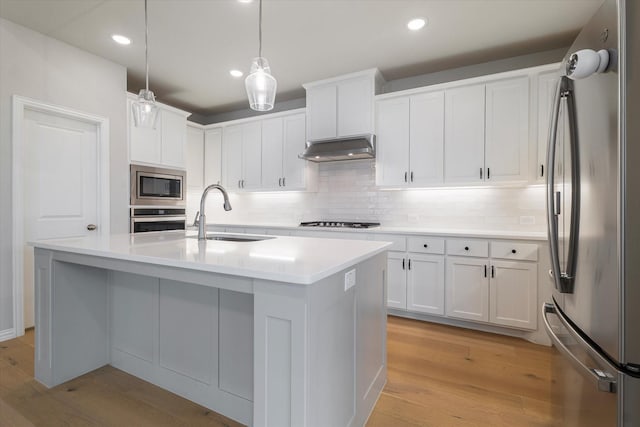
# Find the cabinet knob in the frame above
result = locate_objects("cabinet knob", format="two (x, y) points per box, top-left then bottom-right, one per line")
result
(86, 224), (97, 231)
(423, 244), (428, 248)
(512, 249), (517, 254)
(464, 246), (469, 251)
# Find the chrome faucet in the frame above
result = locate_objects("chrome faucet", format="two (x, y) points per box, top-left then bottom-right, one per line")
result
(198, 184), (232, 240)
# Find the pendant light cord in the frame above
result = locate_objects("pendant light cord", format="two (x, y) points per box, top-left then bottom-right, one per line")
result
(258, 0), (262, 59)
(144, 0), (149, 91)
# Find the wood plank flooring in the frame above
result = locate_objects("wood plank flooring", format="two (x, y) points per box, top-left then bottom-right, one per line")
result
(1, 317), (559, 426)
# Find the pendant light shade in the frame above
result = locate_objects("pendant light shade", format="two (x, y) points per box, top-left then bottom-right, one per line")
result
(245, 57), (277, 111)
(245, 0), (277, 111)
(132, 0), (159, 128)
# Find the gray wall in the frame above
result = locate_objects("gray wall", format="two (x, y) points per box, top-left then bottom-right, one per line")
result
(0, 18), (128, 333)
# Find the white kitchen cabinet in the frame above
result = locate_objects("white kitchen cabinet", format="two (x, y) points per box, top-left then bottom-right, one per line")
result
(127, 94), (189, 169)
(376, 91), (445, 187)
(304, 69), (383, 142)
(375, 97), (410, 186)
(484, 77), (529, 183)
(386, 251), (407, 310)
(407, 254), (445, 315)
(204, 128), (222, 186)
(536, 70), (561, 181)
(445, 257), (489, 322)
(489, 260), (538, 329)
(186, 123), (204, 191)
(261, 113), (307, 190)
(222, 122), (262, 191)
(160, 109), (187, 168)
(444, 84), (486, 184)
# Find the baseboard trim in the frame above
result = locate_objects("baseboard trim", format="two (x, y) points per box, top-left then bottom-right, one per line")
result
(0, 328), (16, 342)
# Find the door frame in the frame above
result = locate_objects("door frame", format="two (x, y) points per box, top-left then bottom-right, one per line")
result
(10, 95), (110, 339)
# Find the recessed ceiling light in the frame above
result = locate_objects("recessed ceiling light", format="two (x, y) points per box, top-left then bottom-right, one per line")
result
(407, 18), (426, 31)
(229, 69), (244, 78)
(111, 34), (131, 45)
(237, 0), (253, 3)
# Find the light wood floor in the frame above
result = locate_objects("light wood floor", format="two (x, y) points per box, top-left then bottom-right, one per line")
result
(1, 316), (559, 426)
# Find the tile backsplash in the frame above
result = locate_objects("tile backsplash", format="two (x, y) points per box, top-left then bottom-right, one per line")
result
(189, 160), (546, 232)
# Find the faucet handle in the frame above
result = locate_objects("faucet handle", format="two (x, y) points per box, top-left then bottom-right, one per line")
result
(193, 211), (200, 227)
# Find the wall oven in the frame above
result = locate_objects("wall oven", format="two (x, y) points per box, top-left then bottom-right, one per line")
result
(130, 164), (186, 207)
(130, 208), (186, 233)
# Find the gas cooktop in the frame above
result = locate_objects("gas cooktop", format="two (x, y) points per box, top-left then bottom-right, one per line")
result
(299, 221), (381, 229)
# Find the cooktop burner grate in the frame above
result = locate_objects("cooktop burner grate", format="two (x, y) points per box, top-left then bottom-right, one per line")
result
(299, 221), (380, 229)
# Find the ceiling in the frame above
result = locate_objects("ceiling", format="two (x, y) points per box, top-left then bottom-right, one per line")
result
(0, 0), (603, 117)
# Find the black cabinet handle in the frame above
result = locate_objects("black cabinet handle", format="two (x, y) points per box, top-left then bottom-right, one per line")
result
(423, 244), (428, 248)
(487, 168), (490, 179)
(410, 171), (414, 182)
(283, 177), (286, 187)
(408, 259), (412, 270)
(512, 249), (517, 254)
(540, 164), (544, 177)
(404, 172), (408, 182)
(491, 265), (495, 278)
(402, 259), (405, 270)
(484, 265), (487, 278)
(464, 246), (469, 251)
(480, 168), (483, 179)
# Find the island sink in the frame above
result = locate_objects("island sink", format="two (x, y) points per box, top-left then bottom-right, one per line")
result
(188, 233), (275, 242)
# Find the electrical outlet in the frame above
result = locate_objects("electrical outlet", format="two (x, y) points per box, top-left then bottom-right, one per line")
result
(344, 269), (356, 291)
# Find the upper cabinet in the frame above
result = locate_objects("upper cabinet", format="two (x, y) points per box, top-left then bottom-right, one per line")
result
(127, 93), (190, 169)
(376, 91), (445, 187)
(186, 123), (204, 191)
(304, 69), (385, 142)
(219, 109), (310, 192)
(375, 64), (559, 188)
(204, 128), (222, 187)
(536, 70), (561, 182)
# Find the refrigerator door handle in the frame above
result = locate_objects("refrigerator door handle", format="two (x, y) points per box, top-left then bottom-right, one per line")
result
(543, 302), (617, 393)
(546, 76), (580, 293)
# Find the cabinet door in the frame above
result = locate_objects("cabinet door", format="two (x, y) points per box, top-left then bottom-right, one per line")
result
(489, 260), (537, 330)
(444, 84), (485, 184)
(375, 97), (410, 187)
(387, 252), (407, 310)
(306, 85), (337, 141)
(410, 91), (444, 186)
(261, 117), (284, 190)
(222, 125), (243, 190)
(485, 77), (529, 183)
(282, 113), (306, 189)
(536, 71), (560, 182)
(241, 121), (262, 190)
(160, 109), (186, 168)
(337, 77), (372, 137)
(204, 128), (222, 186)
(186, 125), (204, 191)
(407, 254), (445, 315)
(445, 257), (489, 322)
(128, 98), (162, 165)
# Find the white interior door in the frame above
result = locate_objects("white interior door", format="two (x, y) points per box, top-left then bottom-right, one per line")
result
(23, 109), (101, 328)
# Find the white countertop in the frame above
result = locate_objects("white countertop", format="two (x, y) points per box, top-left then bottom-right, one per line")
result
(209, 222), (548, 241)
(29, 231), (391, 285)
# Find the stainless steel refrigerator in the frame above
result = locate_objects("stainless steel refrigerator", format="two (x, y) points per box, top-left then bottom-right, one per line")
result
(542, 0), (640, 425)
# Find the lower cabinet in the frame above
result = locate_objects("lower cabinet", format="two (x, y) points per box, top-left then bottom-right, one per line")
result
(445, 257), (489, 322)
(445, 240), (538, 330)
(386, 252), (407, 310)
(407, 254), (445, 315)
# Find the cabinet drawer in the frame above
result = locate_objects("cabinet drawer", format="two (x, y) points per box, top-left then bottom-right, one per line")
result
(407, 237), (445, 255)
(370, 234), (406, 252)
(446, 239), (489, 258)
(490, 241), (538, 262)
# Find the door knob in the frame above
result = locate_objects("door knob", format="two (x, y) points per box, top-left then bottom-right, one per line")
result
(87, 224), (97, 231)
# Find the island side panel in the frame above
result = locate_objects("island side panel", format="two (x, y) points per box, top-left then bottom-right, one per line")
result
(306, 252), (387, 427)
(253, 283), (308, 427)
(34, 248), (110, 387)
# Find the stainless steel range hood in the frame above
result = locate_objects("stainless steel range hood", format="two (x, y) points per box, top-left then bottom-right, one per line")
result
(298, 134), (376, 162)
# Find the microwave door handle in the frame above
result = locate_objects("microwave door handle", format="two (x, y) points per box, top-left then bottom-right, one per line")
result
(542, 303), (617, 393)
(546, 77), (564, 292)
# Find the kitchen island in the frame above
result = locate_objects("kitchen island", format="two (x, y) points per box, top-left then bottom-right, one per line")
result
(29, 231), (390, 427)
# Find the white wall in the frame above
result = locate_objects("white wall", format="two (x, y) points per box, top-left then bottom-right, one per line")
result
(0, 18), (128, 333)
(189, 160), (546, 232)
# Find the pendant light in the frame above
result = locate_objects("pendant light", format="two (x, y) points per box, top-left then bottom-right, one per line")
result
(132, 0), (159, 128)
(245, 0), (277, 111)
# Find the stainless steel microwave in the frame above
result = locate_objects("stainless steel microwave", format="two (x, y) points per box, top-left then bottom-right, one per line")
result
(130, 164), (186, 207)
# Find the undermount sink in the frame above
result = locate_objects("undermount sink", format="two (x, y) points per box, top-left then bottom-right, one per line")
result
(189, 234), (275, 242)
